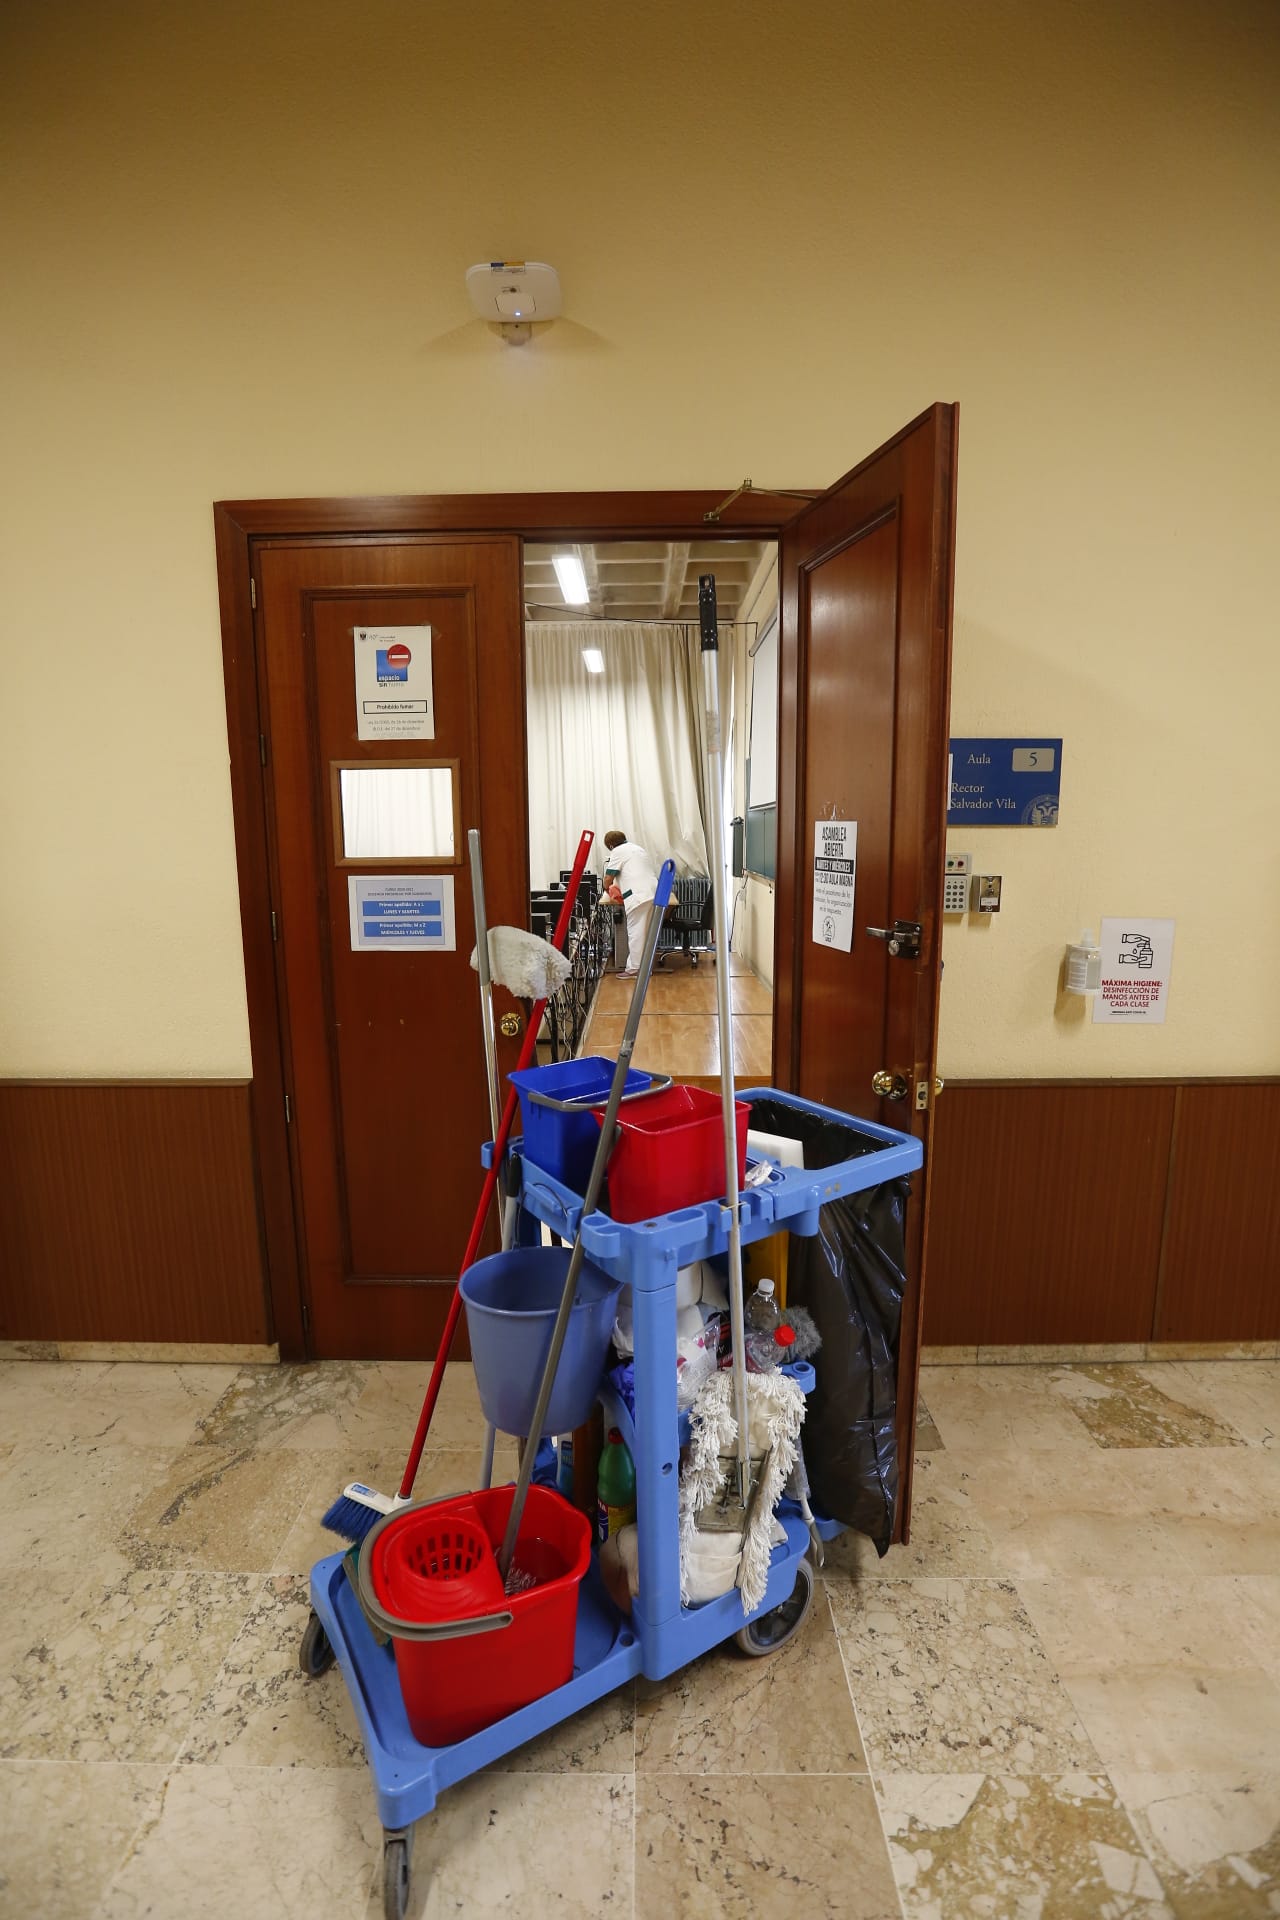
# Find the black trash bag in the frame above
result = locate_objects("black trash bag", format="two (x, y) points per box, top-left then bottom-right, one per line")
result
(748, 1097), (910, 1556)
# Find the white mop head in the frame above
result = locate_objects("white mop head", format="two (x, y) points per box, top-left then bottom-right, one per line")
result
(678, 1369), (806, 1613)
(471, 925), (571, 1001)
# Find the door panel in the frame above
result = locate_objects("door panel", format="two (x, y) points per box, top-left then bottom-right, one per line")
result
(774, 405), (959, 1538)
(257, 537), (526, 1359)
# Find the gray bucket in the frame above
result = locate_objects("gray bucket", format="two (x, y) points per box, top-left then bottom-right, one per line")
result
(459, 1246), (621, 1437)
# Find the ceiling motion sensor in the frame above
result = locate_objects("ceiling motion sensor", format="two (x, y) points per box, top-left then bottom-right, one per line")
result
(465, 261), (562, 344)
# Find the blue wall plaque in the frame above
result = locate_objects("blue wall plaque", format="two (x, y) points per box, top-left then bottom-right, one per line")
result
(947, 738), (1062, 826)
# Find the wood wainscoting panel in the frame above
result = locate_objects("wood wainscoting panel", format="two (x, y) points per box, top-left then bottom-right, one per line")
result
(1156, 1082), (1280, 1342)
(924, 1082), (1176, 1347)
(0, 1082), (270, 1346)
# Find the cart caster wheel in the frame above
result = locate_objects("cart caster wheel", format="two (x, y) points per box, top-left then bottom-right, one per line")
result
(734, 1556), (814, 1657)
(298, 1611), (335, 1678)
(382, 1833), (412, 1920)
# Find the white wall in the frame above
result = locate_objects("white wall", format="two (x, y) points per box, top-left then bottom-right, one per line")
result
(2, 0), (1277, 1078)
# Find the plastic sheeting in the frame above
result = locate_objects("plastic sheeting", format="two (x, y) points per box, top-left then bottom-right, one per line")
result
(748, 1098), (910, 1556)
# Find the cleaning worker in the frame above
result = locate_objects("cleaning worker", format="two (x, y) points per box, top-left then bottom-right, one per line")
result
(602, 829), (659, 978)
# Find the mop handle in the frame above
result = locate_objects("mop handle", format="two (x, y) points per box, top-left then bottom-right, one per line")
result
(468, 828), (503, 1142)
(397, 830), (595, 1502)
(496, 859), (676, 1583)
(699, 573), (751, 1506)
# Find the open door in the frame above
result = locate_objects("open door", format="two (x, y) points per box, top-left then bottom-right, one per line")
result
(773, 403), (959, 1537)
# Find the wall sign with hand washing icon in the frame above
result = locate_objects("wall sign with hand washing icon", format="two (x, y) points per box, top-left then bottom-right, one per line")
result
(1093, 917), (1175, 1024)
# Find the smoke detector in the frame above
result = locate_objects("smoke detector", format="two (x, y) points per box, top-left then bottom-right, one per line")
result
(465, 261), (562, 344)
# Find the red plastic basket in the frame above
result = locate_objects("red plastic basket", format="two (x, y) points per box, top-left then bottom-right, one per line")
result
(368, 1485), (591, 1747)
(596, 1083), (751, 1222)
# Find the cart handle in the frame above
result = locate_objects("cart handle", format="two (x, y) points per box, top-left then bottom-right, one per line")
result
(356, 1506), (514, 1641)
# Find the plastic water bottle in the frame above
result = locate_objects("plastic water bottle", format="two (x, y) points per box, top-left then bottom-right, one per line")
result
(745, 1323), (796, 1373)
(745, 1278), (780, 1335)
(597, 1428), (636, 1541)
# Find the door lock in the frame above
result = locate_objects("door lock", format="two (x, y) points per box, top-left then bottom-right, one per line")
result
(872, 1069), (910, 1101)
(499, 1011), (522, 1039)
(865, 919), (922, 959)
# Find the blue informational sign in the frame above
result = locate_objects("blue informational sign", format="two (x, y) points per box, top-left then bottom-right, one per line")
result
(347, 876), (456, 951)
(947, 738), (1063, 826)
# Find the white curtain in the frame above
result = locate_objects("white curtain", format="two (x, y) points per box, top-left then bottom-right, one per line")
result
(526, 622), (713, 888)
(339, 767), (455, 859)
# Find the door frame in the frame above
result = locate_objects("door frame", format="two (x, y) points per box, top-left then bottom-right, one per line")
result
(215, 488), (811, 1359)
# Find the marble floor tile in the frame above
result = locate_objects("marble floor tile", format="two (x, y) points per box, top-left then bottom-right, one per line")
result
(878, 1771), (1170, 1919)
(1119, 1448), (1280, 1575)
(635, 1773), (900, 1920)
(369, 1771), (634, 1919)
(194, 1361), (373, 1452)
(0, 1567), (256, 1763)
(181, 1573), (366, 1770)
(1132, 1361), (1280, 1451)
(494, 1681), (635, 1774)
(347, 1361), (493, 1453)
(270, 1442), (519, 1575)
(1062, 1666), (1280, 1773)
(1016, 1575), (1276, 1674)
(0, 1340), (60, 1361)
(96, 1764), (382, 1920)
(0, 1360), (238, 1449)
(911, 1393), (944, 1451)
(119, 1443), (315, 1573)
(822, 1451), (1005, 1581)
(916, 1364), (1100, 1452)
(828, 1576), (1100, 1773)
(1110, 1770), (1280, 1915)
(635, 1589), (865, 1775)
(0, 1760), (169, 1920)
(1047, 1364), (1249, 1449)
(0, 1441), (169, 1579)
(1232, 1575), (1280, 1679)
(950, 1448), (1202, 1579)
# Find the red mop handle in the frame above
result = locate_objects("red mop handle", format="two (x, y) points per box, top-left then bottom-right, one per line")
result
(398, 829), (595, 1499)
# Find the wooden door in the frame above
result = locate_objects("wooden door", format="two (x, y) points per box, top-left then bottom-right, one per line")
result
(773, 404), (959, 1535)
(256, 536), (526, 1358)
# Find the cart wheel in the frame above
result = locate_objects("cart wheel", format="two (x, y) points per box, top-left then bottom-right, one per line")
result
(734, 1556), (814, 1657)
(382, 1834), (411, 1920)
(298, 1611), (336, 1679)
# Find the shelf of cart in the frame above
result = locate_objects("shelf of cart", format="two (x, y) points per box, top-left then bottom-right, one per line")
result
(309, 1550), (641, 1830)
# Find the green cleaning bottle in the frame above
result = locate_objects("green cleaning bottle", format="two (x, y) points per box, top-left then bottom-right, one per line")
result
(597, 1428), (636, 1543)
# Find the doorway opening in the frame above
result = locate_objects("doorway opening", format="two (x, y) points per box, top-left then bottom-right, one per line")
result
(521, 537), (779, 1087)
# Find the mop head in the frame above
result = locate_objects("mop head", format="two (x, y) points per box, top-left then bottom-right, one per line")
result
(678, 1370), (806, 1613)
(780, 1305), (822, 1363)
(472, 926), (570, 1001)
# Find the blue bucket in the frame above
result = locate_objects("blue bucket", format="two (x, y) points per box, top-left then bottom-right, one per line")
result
(459, 1246), (621, 1437)
(508, 1057), (666, 1193)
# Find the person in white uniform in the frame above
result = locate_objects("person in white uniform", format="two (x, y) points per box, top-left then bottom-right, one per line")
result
(602, 830), (659, 977)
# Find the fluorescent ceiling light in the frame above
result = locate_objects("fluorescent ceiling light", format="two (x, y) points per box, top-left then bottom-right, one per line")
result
(582, 647), (605, 674)
(553, 552), (589, 605)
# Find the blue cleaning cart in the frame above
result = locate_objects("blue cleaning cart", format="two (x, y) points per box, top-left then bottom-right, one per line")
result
(304, 1085), (921, 1919)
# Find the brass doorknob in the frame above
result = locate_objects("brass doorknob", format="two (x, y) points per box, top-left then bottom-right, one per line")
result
(499, 1011), (522, 1039)
(934, 1076), (945, 1096)
(872, 1069), (909, 1101)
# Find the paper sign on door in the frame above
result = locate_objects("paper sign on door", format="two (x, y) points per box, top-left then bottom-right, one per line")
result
(813, 820), (857, 951)
(348, 876), (456, 952)
(353, 625), (435, 740)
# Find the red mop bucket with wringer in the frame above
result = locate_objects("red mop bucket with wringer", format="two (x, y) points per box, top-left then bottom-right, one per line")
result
(359, 1484), (592, 1747)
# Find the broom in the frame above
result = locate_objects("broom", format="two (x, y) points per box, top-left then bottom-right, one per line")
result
(321, 830), (594, 1543)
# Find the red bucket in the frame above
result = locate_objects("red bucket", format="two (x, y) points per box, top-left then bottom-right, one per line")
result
(597, 1083), (751, 1222)
(365, 1486), (591, 1747)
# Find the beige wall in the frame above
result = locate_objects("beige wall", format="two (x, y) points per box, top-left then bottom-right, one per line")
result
(2, 0), (1277, 1079)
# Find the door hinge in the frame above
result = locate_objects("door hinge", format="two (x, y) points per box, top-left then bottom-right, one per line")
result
(259, 733), (267, 767)
(249, 577), (257, 610)
(284, 1092), (292, 1124)
(271, 910), (278, 943)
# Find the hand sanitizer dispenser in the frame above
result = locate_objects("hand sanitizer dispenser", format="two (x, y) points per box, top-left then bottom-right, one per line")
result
(1065, 929), (1102, 994)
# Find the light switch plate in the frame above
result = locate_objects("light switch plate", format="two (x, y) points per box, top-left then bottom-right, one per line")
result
(973, 874), (1003, 913)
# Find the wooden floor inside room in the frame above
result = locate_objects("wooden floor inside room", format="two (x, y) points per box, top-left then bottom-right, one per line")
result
(582, 951), (772, 1086)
